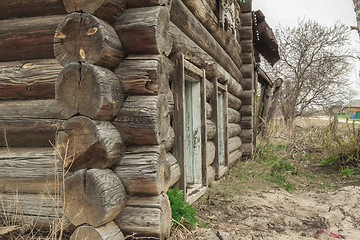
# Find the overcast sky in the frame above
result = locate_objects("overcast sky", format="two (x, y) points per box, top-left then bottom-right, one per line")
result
(252, 0), (360, 97)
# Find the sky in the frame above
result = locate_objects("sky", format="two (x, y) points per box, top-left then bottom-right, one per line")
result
(252, 0), (360, 97)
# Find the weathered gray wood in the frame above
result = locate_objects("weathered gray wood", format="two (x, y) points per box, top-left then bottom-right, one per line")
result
(241, 52), (253, 64)
(56, 116), (124, 171)
(63, 0), (126, 23)
(70, 222), (124, 240)
(54, 12), (124, 69)
(0, 15), (65, 61)
(170, 3), (242, 82)
(240, 26), (253, 40)
(207, 165), (215, 182)
(126, 0), (170, 8)
(240, 104), (253, 116)
(240, 64), (254, 78)
(0, 0), (66, 20)
(205, 79), (214, 101)
(115, 6), (172, 56)
(182, 0), (242, 68)
(228, 93), (242, 110)
(206, 141), (216, 166)
(229, 149), (243, 167)
(241, 77), (254, 91)
(240, 12), (252, 27)
(0, 59), (61, 100)
(64, 169), (128, 227)
(241, 40), (253, 53)
(0, 193), (69, 228)
(240, 142), (253, 156)
(164, 127), (175, 151)
(113, 95), (169, 145)
(115, 56), (171, 95)
(165, 153), (180, 188)
(0, 99), (63, 147)
(241, 115), (253, 129)
(113, 145), (170, 196)
(115, 193), (171, 240)
(228, 137), (242, 153)
(172, 54), (186, 198)
(56, 62), (124, 120)
(228, 107), (241, 123)
(207, 119), (216, 140)
(240, 129), (253, 143)
(206, 101), (212, 119)
(241, 90), (254, 105)
(266, 78), (283, 124)
(228, 123), (241, 138)
(0, 148), (61, 194)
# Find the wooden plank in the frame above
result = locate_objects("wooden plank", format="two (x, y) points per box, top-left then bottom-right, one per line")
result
(0, 15), (65, 62)
(0, 0), (66, 20)
(0, 59), (61, 100)
(200, 70), (208, 187)
(173, 54), (186, 200)
(0, 148), (61, 194)
(170, 0), (243, 82)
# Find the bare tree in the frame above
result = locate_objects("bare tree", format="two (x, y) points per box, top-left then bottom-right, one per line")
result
(265, 19), (355, 124)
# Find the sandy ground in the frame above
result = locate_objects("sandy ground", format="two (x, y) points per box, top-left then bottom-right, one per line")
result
(175, 185), (360, 240)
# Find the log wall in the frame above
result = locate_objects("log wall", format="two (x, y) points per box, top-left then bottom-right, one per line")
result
(0, 0), (256, 238)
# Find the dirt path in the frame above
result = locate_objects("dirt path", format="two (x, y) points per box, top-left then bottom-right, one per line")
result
(172, 186), (360, 240)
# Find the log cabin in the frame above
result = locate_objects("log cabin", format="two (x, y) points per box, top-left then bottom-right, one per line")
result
(0, 0), (276, 239)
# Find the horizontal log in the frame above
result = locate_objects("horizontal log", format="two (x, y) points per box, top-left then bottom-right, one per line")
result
(240, 104), (253, 116)
(228, 123), (241, 138)
(182, 0), (242, 67)
(115, 193), (171, 240)
(240, 129), (253, 143)
(113, 145), (170, 196)
(240, 12), (252, 27)
(241, 52), (253, 64)
(165, 153), (180, 189)
(113, 95), (169, 145)
(205, 79), (214, 101)
(0, 148), (61, 194)
(240, 143), (253, 156)
(207, 165), (215, 183)
(64, 169), (128, 227)
(0, 59), (61, 100)
(240, 64), (254, 78)
(54, 12), (124, 69)
(126, 0), (170, 8)
(56, 116), (125, 171)
(228, 149), (243, 167)
(170, 1), (242, 82)
(56, 63), (124, 120)
(115, 6), (172, 56)
(0, 0), (66, 20)
(228, 137), (242, 153)
(0, 99), (63, 147)
(240, 90), (254, 105)
(241, 77), (254, 91)
(240, 115), (253, 129)
(63, 0), (126, 23)
(228, 108), (241, 123)
(0, 15), (65, 62)
(164, 127), (175, 151)
(0, 193), (69, 228)
(114, 56), (172, 95)
(206, 101), (212, 119)
(241, 39), (253, 53)
(207, 119), (216, 140)
(239, 26), (253, 40)
(228, 93), (242, 110)
(70, 222), (125, 240)
(206, 141), (216, 166)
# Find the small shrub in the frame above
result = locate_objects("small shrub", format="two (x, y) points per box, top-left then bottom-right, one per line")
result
(339, 166), (355, 177)
(167, 188), (199, 230)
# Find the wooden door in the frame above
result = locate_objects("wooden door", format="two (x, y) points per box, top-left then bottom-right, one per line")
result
(184, 76), (202, 185)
